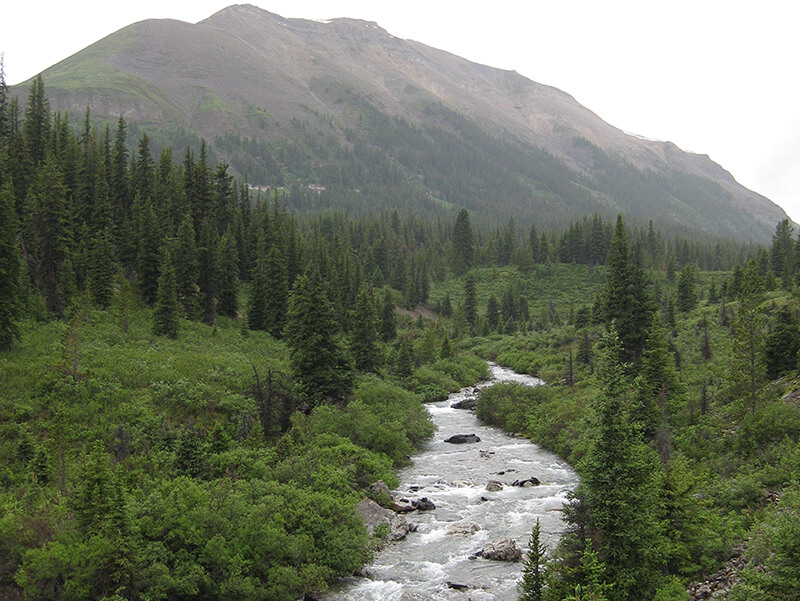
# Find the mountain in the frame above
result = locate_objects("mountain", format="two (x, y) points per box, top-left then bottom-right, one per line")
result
(11, 4), (788, 240)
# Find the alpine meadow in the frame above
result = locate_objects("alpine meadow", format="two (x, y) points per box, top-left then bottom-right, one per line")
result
(1, 5), (800, 601)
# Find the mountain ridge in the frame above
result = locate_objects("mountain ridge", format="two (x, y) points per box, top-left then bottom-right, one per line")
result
(10, 3), (788, 241)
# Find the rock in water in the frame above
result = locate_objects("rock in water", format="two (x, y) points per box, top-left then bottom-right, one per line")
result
(511, 477), (541, 487)
(478, 538), (523, 561)
(485, 480), (504, 491)
(355, 498), (410, 541)
(450, 397), (477, 410)
(444, 433), (481, 444)
(414, 497), (436, 511)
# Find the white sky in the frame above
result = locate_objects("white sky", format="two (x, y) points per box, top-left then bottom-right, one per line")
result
(4, 1), (800, 225)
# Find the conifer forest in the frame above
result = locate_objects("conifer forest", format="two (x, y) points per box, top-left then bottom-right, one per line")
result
(2, 74), (800, 601)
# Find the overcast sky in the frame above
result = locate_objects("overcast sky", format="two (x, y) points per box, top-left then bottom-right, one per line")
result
(5, 1), (800, 225)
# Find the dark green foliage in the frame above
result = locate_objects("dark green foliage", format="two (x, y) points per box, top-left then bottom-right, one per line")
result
(519, 519), (546, 601)
(28, 153), (69, 317)
(0, 180), (22, 350)
(350, 285), (378, 371)
(135, 197), (161, 305)
(577, 329), (664, 600)
(636, 314), (680, 437)
(197, 218), (218, 326)
(765, 305), (799, 380)
(452, 208), (474, 274)
(174, 214), (200, 319)
(215, 231), (239, 318)
(263, 246), (289, 338)
(284, 274), (353, 404)
(153, 247), (179, 339)
(731, 262), (766, 414)
(88, 228), (115, 308)
(486, 292), (500, 331)
(676, 264), (697, 312)
(379, 287), (396, 342)
(395, 332), (414, 378)
(602, 215), (653, 363)
(463, 271), (477, 330)
(248, 253), (268, 331)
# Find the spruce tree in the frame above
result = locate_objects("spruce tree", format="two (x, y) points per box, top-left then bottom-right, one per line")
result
(248, 254), (268, 332)
(603, 215), (653, 364)
(732, 261), (765, 415)
(765, 305), (800, 379)
(486, 292), (500, 331)
(197, 218), (218, 326)
(136, 198), (161, 305)
(579, 328), (664, 601)
(175, 214), (200, 319)
(676, 264), (697, 312)
(380, 287), (397, 342)
(215, 231), (239, 318)
(263, 245), (288, 338)
(88, 228), (114, 308)
(350, 285), (378, 371)
(284, 274), (353, 404)
(0, 180), (22, 350)
(463, 271), (477, 331)
(153, 247), (179, 339)
(452, 208), (474, 274)
(518, 519), (546, 601)
(30, 153), (68, 317)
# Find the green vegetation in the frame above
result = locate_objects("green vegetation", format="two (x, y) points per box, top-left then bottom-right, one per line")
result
(2, 72), (800, 601)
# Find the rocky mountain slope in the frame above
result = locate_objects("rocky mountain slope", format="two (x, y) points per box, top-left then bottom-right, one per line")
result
(11, 4), (788, 240)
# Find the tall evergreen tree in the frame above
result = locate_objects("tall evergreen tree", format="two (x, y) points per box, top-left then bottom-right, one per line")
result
(379, 287), (397, 342)
(88, 228), (114, 309)
(248, 254), (268, 332)
(215, 231), (239, 318)
(153, 247), (179, 339)
(765, 305), (800, 380)
(174, 214), (200, 319)
(452, 208), (474, 274)
(0, 180), (22, 350)
(518, 519), (546, 601)
(264, 246), (289, 338)
(603, 215), (653, 364)
(579, 328), (664, 601)
(197, 218), (218, 326)
(676, 264), (697, 312)
(463, 271), (477, 331)
(136, 198), (161, 305)
(732, 262), (765, 415)
(29, 153), (68, 317)
(284, 274), (353, 404)
(350, 285), (378, 371)
(23, 75), (51, 173)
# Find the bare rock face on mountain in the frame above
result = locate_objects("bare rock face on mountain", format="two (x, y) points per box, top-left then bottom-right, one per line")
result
(13, 3), (788, 240)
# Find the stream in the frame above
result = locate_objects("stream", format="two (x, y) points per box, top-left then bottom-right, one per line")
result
(321, 363), (579, 600)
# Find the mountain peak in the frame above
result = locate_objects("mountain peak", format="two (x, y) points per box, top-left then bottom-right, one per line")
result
(12, 4), (788, 241)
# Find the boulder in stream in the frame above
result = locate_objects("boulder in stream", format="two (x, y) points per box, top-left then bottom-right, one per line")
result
(450, 397), (477, 410)
(444, 433), (481, 444)
(478, 538), (523, 561)
(511, 477), (541, 487)
(485, 480), (504, 491)
(356, 498), (410, 541)
(414, 497), (436, 511)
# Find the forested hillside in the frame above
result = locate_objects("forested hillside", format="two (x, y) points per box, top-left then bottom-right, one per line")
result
(1, 73), (799, 601)
(12, 4), (788, 241)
